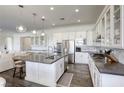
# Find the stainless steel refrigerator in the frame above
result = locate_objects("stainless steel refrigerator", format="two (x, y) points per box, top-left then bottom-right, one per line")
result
(62, 40), (75, 64)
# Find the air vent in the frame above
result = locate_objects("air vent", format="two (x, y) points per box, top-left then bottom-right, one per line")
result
(60, 18), (65, 20)
(18, 5), (24, 8)
(32, 13), (37, 16)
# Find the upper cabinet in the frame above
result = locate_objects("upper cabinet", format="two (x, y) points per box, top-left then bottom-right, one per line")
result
(105, 8), (112, 46)
(113, 5), (121, 47)
(101, 17), (105, 46)
(31, 35), (47, 47)
(93, 5), (124, 48)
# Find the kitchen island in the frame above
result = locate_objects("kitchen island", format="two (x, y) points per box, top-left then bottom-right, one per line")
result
(24, 52), (67, 87)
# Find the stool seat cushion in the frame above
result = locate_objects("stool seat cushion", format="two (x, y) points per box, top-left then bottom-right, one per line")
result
(15, 64), (25, 68)
(15, 60), (23, 64)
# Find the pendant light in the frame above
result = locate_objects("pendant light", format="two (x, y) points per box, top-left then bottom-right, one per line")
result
(16, 5), (27, 32)
(32, 13), (37, 34)
(41, 16), (45, 36)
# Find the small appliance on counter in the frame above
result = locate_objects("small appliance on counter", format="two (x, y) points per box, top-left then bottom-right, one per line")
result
(76, 47), (81, 52)
(104, 49), (119, 64)
(56, 43), (62, 53)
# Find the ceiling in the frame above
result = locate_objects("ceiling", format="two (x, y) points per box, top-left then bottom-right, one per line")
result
(0, 5), (105, 32)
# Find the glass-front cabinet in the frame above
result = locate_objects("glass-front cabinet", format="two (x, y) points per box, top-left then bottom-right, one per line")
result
(93, 5), (123, 48)
(113, 5), (121, 47)
(105, 8), (111, 46)
(93, 22), (102, 46)
(31, 35), (47, 46)
(101, 17), (105, 46)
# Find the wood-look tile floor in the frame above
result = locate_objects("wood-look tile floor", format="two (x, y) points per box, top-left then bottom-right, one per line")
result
(0, 69), (45, 87)
(67, 64), (93, 87)
(0, 64), (93, 87)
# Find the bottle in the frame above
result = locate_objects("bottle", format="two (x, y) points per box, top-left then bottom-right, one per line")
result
(105, 57), (107, 64)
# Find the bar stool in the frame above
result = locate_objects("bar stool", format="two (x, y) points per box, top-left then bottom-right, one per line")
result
(13, 60), (25, 79)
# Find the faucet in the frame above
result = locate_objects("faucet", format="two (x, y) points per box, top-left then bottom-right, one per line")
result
(48, 46), (54, 53)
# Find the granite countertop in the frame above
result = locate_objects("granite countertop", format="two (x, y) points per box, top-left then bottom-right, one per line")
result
(89, 53), (124, 76)
(14, 52), (67, 64)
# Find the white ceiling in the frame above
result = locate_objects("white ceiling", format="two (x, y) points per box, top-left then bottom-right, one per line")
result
(0, 5), (105, 32)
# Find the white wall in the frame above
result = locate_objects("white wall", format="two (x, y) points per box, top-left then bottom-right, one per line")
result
(13, 24), (94, 51)
(0, 32), (13, 52)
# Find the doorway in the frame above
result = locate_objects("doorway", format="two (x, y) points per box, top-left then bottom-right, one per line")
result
(6, 37), (13, 52)
(20, 37), (32, 51)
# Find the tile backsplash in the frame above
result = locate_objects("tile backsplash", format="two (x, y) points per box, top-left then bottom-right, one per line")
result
(81, 46), (124, 64)
(112, 50), (124, 64)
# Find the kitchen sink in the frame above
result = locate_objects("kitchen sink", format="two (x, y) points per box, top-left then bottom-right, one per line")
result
(45, 55), (55, 59)
(92, 53), (105, 59)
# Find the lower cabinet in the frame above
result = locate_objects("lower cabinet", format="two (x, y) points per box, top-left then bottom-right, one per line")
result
(94, 66), (101, 87)
(88, 55), (95, 85)
(75, 52), (89, 64)
(25, 58), (64, 87)
(54, 58), (64, 81)
(88, 54), (124, 87)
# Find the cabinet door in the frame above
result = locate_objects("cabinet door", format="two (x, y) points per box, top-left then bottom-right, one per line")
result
(113, 5), (121, 47)
(105, 8), (112, 46)
(63, 32), (69, 40)
(86, 31), (93, 46)
(55, 58), (64, 81)
(26, 62), (38, 81)
(75, 32), (84, 40)
(94, 66), (101, 87)
(101, 17), (105, 46)
(75, 52), (83, 64)
(92, 27), (97, 45)
(68, 32), (75, 40)
(90, 60), (95, 85)
(75, 52), (89, 64)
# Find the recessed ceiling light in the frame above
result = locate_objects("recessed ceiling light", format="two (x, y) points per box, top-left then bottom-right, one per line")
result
(18, 5), (24, 8)
(75, 9), (79, 12)
(77, 20), (81, 22)
(52, 23), (55, 26)
(50, 7), (54, 10)
(41, 16), (45, 20)
(32, 30), (36, 34)
(60, 17), (65, 20)
(41, 32), (45, 36)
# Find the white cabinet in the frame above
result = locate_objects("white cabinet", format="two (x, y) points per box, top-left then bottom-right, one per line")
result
(113, 5), (122, 47)
(64, 32), (69, 40)
(88, 54), (124, 87)
(25, 58), (65, 87)
(93, 5), (124, 48)
(54, 58), (64, 81)
(88, 55), (95, 85)
(94, 66), (101, 87)
(26, 62), (39, 81)
(101, 17), (105, 46)
(31, 35), (47, 46)
(75, 52), (89, 64)
(105, 7), (112, 46)
(68, 32), (75, 40)
(86, 31), (93, 46)
(53, 33), (62, 43)
(101, 74), (124, 87)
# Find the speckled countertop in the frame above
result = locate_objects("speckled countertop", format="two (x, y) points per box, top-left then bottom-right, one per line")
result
(14, 52), (67, 64)
(89, 53), (124, 76)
